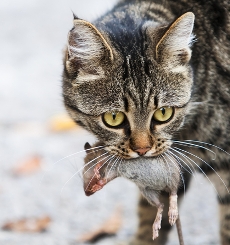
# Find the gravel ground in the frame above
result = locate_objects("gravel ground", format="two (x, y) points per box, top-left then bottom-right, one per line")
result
(0, 0), (220, 244)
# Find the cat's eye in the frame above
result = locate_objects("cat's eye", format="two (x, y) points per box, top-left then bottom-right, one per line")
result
(103, 111), (125, 127)
(153, 107), (174, 123)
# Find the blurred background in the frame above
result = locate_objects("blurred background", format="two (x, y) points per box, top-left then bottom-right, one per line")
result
(0, 0), (220, 244)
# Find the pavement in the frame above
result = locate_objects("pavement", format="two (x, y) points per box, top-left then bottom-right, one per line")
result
(0, 0), (220, 244)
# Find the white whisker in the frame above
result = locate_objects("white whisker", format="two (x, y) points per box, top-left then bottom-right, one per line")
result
(164, 152), (186, 196)
(172, 147), (223, 199)
(84, 154), (116, 193)
(106, 155), (120, 182)
(185, 140), (230, 156)
(172, 140), (216, 160)
(174, 147), (230, 195)
(117, 157), (123, 173)
(60, 151), (109, 195)
(168, 149), (195, 176)
(160, 154), (171, 185)
(83, 153), (112, 177)
(40, 145), (106, 185)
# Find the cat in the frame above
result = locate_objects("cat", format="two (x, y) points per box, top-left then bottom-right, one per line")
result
(62, 0), (230, 244)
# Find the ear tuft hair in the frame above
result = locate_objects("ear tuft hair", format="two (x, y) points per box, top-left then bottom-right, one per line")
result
(72, 11), (79, 20)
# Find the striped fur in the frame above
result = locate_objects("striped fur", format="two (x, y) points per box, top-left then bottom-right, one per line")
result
(62, 0), (230, 244)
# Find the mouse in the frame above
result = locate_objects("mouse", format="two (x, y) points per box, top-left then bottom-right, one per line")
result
(83, 142), (181, 240)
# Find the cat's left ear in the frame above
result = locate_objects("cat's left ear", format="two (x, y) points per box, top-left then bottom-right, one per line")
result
(156, 12), (195, 67)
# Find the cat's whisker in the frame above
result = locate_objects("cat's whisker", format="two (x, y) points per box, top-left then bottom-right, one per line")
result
(60, 151), (109, 195)
(163, 152), (186, 196)
(82, 151), (110, 177)
(84, 154), (116, 193)
(185, 140), (230, 156)
(174, 147), (230, 195)
(112, 156), (123, 177)
(168, 148), (199, 186)
(160, 154), (171, 185)
(172, 147), (223, 200)
(117, 157), (123, 173)
(83, 154), (115, 192)
(171, 140), (216, 160)
(83, 153), (112, 177)
(40, 145), (106, 185)
(167, 149), (196, 176)
(106, 155), (120, 182)
(103, 154), (117, 177)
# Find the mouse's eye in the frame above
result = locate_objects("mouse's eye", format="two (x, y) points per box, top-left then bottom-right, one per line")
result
(153, 107), (174, 123)
(103, 111), (125, 127)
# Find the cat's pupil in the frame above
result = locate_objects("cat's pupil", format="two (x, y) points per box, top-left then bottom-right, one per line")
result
(112, 113), (116, 120)
(161, 108), (166, 115)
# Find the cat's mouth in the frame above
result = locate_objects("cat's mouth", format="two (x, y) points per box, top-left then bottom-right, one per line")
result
(106, 144), (171, 160)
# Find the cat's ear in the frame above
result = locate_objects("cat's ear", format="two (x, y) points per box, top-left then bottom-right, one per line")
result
(66, 18), (113, 81)
(156, 12), (195, 68)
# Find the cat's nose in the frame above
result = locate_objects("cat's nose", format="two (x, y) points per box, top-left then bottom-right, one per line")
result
(134, 147), (151, 156)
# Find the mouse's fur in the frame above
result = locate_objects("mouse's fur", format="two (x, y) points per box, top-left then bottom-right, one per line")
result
(83, 142), (181, 240)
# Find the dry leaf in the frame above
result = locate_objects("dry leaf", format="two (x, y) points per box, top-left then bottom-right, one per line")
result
(78, 206), (123, 243)
(13, 155), (42, 175)
(49, 114), (78, 131)
(2, 216), (51, 232)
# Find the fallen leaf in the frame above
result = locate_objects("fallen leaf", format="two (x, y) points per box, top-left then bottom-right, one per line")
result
(49, 114), (79, 132)
(13, 155), (42, 175)
(2, 216), (51, 232)
(78, 206), (123, 243)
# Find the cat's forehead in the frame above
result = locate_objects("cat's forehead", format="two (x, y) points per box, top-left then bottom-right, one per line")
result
(72, 65), (192, 117)
(122, 57), (192, 109)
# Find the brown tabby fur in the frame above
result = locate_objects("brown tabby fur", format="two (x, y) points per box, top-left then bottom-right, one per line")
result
(62, 0), (230, 244)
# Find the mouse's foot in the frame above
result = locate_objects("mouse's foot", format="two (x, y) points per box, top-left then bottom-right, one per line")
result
(168, 194), (178, 225)
(152, 204), (164, 240)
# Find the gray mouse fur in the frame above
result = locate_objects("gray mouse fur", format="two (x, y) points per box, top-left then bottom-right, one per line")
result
(83, 142), (181, 240)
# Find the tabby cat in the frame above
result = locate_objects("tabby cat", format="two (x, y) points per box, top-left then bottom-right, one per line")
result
(62, 0), (230, 244)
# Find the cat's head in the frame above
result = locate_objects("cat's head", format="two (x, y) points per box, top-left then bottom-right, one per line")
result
(62, 12), (195, 159)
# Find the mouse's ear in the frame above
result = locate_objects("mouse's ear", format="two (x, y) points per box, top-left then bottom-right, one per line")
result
(84, 142), (91, 151)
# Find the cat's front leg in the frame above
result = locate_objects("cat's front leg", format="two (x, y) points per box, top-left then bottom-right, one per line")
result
(210, 170), (230, 244)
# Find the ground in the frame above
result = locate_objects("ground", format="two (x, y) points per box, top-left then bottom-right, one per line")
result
(0, 0), (220, 244)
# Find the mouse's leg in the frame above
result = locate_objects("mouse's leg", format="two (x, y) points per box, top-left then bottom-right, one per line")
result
(140, 189), (164, 240)
(168, 193), (178, 225)
(152, 202), (164, 240)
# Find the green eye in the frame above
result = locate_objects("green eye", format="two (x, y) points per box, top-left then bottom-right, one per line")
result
(103, 111), (125, 127)
(153, 107), (174, 122)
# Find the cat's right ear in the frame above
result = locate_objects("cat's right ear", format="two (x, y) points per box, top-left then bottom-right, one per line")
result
(66, 19), (113, 82)
(156, 12), (195, 68)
